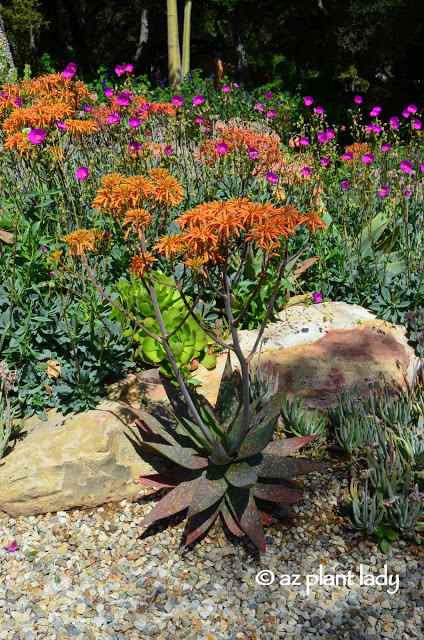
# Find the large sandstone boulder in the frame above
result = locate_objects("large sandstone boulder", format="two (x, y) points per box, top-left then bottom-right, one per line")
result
(0, 396), (165, 517)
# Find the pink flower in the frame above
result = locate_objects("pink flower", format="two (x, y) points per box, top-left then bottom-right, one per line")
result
(340, 125), (346, 131)
(402, 109), (410, 118)
(362, 153), (375, 163)
(370, 109), (379, 117)
(163, 145), (173, 155)
(247, 147), (259, 159)
(125, 63), (134, 73)
(313, 292), (322, 303)
(302, 166), (312, 176)
(407, 104), (417, 113)
(404, 190), (411, 196)
(62, 62), (77, 79)
(217, 142), (228, 154)
(326, 129), (335, 140)
(304, 96), (314, 106)
(381, 143), (391, 152)
(354, 95), (363, 104)
(115, 64), (126, 76)
(84, 105), (93, 112)
(172, 94), (183, 106)
(6, 541), (19, 552)
(372, 125), (382, 133)
(108, 113), (120, 124)
(365, 125), (373, 133)
(13, 97), (21, 107)
(76, 167), (90, 180)
(265, 92), (273, 99)
(266, 109), (275, 118)
(299, 137), (309, 146)
(56, 121), (67, 130)
(28, 128), (46, 144)
(41, 246), (47, 252)
(196, 117), (203, 124)
(314, 106), (324, 115)
(342, 152), (354, 161)
(321, 157), (330, 166)
(141, 103), (151, 111)
(390, 116), (399, 129)
(266, 172), (278, 183)
(254, 103), (264, 112)
(412, 119), (422, 130)
(421, 164), (424, 172)
(222, 85), (231, 93)
(129, 117), (140, 128)
(317, 132), (327, 143)
(193, 95), (204, 105)
(117, 92), (131, 106)
(105, 88), (114, 98)
(379, 185), (389, 197)
(341, 180), (349, 189)
(128, 141), (142, 152)
(400, 160), (413, 173)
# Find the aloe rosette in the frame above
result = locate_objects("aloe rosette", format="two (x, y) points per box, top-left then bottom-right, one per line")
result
(128, 355), (326, 551)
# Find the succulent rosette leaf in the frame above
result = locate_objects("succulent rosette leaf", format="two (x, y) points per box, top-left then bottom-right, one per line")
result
(130, 354), (327, 551)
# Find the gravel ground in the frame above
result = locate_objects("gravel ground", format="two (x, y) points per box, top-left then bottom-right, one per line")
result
(0, 466), (423, 640)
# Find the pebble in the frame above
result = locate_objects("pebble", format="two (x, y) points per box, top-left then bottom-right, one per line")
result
(0, 468), (422, 639)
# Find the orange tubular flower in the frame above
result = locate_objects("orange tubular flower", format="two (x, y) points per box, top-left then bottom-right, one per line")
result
(3, 132), (32, 157)
(153, 233), (186, 259)
(122, 208), (152, 239)
(129, 253), (158, 277)
(64, 119), (98, 136)
(61, 230), (97, 256)
(148, 169), (184, 208)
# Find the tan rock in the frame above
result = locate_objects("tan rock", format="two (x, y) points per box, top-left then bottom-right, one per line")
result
(0, 397), (165, 517)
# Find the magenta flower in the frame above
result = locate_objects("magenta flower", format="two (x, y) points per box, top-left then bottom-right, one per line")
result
(389, 116), (399, 129)
(105, 88), (114, 98)
(370, 109), (379, 117)
(354, 95), (363, 104)
(108, 113), (120, 124)
(222, 85), (231, 93)
(404, 190), (411, 196)
(421, 164), (424, 172)
(117, 92), (131, 106)
(41, 246), (47, 252)
(129, 117), (140, 128)
(402, 109), (410, 118)
(266, 172), (278, 184)
(247, 147), (259, 159)
(304, 96), (314, 106)
(28, 128), (46, 144)
(299, 137), (309, 146)
(266, 109), (275, 118)
(125, 63), (134, 73)
(254, 103), (264, 112)
(56, 121), (67, 130)
(265, 92), (273, 99)
(365, 125), (373, 133)
(381, 143), (391, 152)
(342, 152), (354, 161)
(371, 125), (382, 133)
(340, 125), (346, 131)
(321, 157), (330, 166)
(84, 105), (93, 112)
(76, 167), (90, 180)
(379, 185), (389, 197)
(193, 95), (204, 106)
(326, 129), (335, 140)
(313, 292), (322, 303)
(172, 94), (183, 106)
(115, 64), (126, 76)
(217, 142), (228, 154)
(62, 62), (77, 79)
(128, 141), (142, 152)
(163, 145), (173, 155)
(314, 106), (324, 115)
(341, 180), (349, 190)
(13, 97), (22, 107)
(362, 153), (375, 163)
(412, 119), (422, 130)
(407, 105), (417, 113)
(400, 160), (413, 173)
(196, 117), (203, 124)
(6, 541), (19, 552)
(317, 132), (327, 143)
(142, 103), (151, 111)
(302, 166), (312, 176)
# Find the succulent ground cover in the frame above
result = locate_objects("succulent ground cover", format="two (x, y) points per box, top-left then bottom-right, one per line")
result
(1, 61), (424, 551)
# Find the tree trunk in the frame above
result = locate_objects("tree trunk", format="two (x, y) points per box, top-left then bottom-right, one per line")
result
(167, 0), (181, 87)
(181, 0), (192, 80)
(0, 4), (15, 79)
(60, 0), (94, 75)
(134, 3), (149, 63)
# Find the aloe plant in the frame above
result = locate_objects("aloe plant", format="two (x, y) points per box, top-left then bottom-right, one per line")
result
(129, 354), (326, 551)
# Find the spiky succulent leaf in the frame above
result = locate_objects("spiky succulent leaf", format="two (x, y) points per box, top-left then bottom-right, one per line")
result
(209, 439), (235, 465)
(185, 501), (223, 546)
(252, 480), (301, 503)
(142, 441), (209, 469)
(249, 387), (286, 433)
(225, 461), (259, 487)
(140, 477), (201, 526)
(215, 353), (242, 426)
(254, 497), (275, 526)
(222, 500), (245, 536)
(176, 415), (214, 453)
(125, 405), (181, 447)
(235, 416), (278, 460)
(187, 474), (228, 517)
(263, 436), (318, 456)
(255, 453), (328, 478)
(224, 397), (262, 450)
(139, 467), (201, 488)
(226, 486), (266, 552)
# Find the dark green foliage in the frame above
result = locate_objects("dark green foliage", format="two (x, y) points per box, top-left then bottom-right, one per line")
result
(129, 356), (325, 551)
